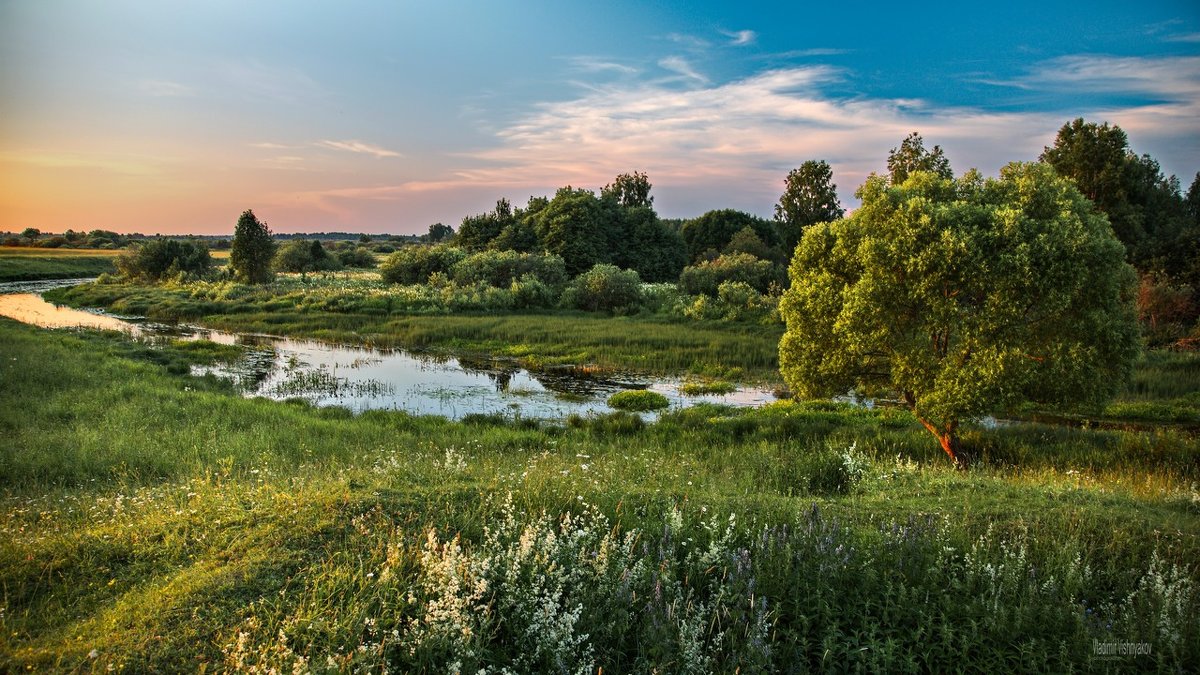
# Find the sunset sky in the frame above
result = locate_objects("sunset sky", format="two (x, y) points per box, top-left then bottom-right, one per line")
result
(2, 1), (1198, 235)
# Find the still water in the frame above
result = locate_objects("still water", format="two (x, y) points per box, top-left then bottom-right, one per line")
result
(0, 280), (779, 420)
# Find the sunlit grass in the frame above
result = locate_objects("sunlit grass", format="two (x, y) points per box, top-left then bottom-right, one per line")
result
(1, 318), (1197, 670)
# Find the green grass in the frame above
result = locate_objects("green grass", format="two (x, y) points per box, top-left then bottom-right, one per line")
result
(46, 277), (785, 381)
(0, 252), (117, 281)
(1, 318), (1197, 671)
(606, 389), (670, 411)
(679, 379), (738, 395)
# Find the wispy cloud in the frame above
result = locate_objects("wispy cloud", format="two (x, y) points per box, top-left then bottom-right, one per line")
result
(458, 55), (1200, 214)
(664, 32), (710, 50)
(138, 79), (195, 97)
(722, 29), (757, 46)
(1163, 32), (1200, 43)
(770, 48), (852, 58)
(315, 140), (401, 158)
(564, 56), (639, 75)
(249, 142), (294, 150)
(1020, 55), (1200, 97)
(658, 56), (708, 84)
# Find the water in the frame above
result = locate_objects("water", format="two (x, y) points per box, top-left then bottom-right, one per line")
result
(0, 279), (779, 420)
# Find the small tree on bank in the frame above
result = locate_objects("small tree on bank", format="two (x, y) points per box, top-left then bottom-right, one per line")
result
(779, 164), (1140, 468)
(230, 210), (276, 283)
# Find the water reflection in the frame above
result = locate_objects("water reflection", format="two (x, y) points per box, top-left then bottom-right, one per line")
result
(0, 279), (780, 420)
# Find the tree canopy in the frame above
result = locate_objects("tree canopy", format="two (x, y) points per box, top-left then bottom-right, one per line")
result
(774, 160), (844, 256)
(779, 164), (1140, 468)
(887, 132), (952, 184)
(230, 210), (276, 284)
(601, 171), (654, 208)
(680, 209), (780, 263)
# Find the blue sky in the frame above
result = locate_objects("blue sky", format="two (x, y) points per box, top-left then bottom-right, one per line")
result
(2, 0), (1198, 234)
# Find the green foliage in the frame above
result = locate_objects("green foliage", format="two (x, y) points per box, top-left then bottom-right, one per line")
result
(114, 239), (212, 282)
(457, 199), (515, 252)
(427, 222), (454, 243)
(780, 163), (1141, 466)
(601, 170), (654, 208)
(775, 160), (844, 256)
(536, 187), (610, 277)
(273, 239), (342, 273)
(380, 245), (466, 284)
(613, 205), (688, 282)
(607, 389), (669, 411)
(683, 281), (779, 323)
(886, 131), (953, 184)
(1040, 118), (1194, 271)
(230, 210), (276, 284)
(562, 263), (643, 313)
(680, 209), (781, 263)
(450, 249), (567, 288)
(335, 246), (377, 268)
(678, 252), (785, 296)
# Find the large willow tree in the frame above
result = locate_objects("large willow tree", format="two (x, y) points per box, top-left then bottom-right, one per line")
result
(779, 163), (1140, 468)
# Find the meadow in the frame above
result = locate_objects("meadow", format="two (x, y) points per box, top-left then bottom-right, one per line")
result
(0, 247), (231, 283)
(1, 314), (1197, 672)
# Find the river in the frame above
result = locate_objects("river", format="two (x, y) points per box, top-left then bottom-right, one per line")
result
(0, 279), (780, 420)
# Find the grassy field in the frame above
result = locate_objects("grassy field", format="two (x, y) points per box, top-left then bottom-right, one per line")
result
(0, 248), (230, 282)
(0, 248), (119, 282)
(46, 277), (785, 381)
(1, 317), (1197, 671)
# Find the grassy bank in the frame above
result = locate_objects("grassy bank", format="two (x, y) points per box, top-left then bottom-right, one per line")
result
(46, 276), (785, 381)
(0, 248), (118, 282)
(1, 318), (1197, 671)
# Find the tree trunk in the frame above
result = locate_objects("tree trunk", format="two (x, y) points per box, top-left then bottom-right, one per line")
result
(914, 415), (971, 470)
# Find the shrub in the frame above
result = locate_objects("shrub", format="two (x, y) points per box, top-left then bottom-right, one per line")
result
(509, 274), (559, 309)
(451, 250), (567, 288)
(115, 239), (213, 282)
(380, 245), (466, 284)
(337, 246), (378, 268)
(273, 239), (342, 273)
(678, 253), (785, 296)
(562, 264), (643, 313)
(607, 389), (669, 411)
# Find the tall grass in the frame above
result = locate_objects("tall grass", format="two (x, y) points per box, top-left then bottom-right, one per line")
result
(46, 278), (785, 380)
(1, 318), (1197, 671)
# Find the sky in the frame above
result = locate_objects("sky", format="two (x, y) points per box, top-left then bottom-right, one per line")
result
(1, 1), (1198, 235)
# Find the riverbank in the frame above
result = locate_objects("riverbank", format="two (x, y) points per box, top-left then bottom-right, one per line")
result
(46, 276), (787, 383)
(1, 317), (1197, 671)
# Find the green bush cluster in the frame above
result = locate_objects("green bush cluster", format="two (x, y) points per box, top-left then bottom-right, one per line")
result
(273, 239), (342, 273)
(114, 238), (212, 282)
(562, 264), (644, 313)
(678, 252), (785, 296)
(380, 245), (467, 284)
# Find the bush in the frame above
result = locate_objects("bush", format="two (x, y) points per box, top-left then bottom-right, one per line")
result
(115, 239), (213, 282)
(678, 252), (785, 296)
(380, 245), (466, 284)
(337, 246), (378, 268)
(451, 250), (567, 288)
(607, 389), (669, 411)
(562, 264), (643, 313)
(509, 274), (559, 309)
(274, 239), (342, 273)
(682, 281), (780, 324)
